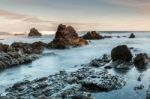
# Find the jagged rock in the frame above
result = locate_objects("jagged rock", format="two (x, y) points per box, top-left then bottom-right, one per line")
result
(82, 31), (103, 40)
(55, 24), (78, 39)
(111, 45), (133, 62)
(48, 24), (88, 49)
(0, 43), (9, 52)
(89, 54), (111, 67)
(28, 28), (42, 37)
(134, 53), (150, 69)
(1, 67), (125, 98)
(129, 33), (135, 38)
(11, 41), (47, 54)
(0, 51), (39, 70)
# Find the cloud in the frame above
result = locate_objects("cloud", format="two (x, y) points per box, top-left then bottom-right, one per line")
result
(99, 0), (150, 15)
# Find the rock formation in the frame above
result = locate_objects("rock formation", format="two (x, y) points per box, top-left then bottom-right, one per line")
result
(28, 28), (42, 37)
(48, 24), (88, 49)
(134, 53), (150, 69)
(129, 33), (135, 38)
(1, 67), (125, 99)
(82, 31), (103, 40)
(111, 45), (133, 62)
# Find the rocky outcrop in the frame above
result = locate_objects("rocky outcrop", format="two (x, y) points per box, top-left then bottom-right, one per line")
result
(134, 53), (150, 69)
(0, 41), (48, 70)
(82, 31), (103, 40)
(28, 28), (42, 37)
(111, 45), (133, 62)
(1, 67), (125, 99)
(0, 43), (9, 52)
(89, 54), (111, 67)
(48, 24), (88, 49)
(11, 41), (47, 54)
(0, 51), (38, 70)
(129, 33), (135, 38)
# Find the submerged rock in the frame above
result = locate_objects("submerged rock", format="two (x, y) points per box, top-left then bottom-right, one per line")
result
(28, 28), (42, 37)
(111, 45), (133, 62)
(48, 24), (88, 49)
(89, 54), (111, 67)
(82, 31), (103, 40)
(129, 33), (135, 38)
(1, 67), (125, 98)
(134, 53), (150, 69)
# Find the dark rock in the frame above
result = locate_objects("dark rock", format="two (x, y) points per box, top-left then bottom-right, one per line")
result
(28, 28), (42, 37)
(134, 84), (144, 91)
(134, 53), (150, 69)
(1, 67), (125, 98)
(89, 54), (111, 67)
(129, 33), (135, 38)
(0, 43), (9, 52)
(48, 24), (88, 49)
(55, 24), (78, 39)
(11, 41), (46, 54)
(111, 45), (133, 62)
(82, 31), (103, 40)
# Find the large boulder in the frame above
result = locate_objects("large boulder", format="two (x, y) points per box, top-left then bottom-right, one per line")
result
(134, 53), (150, 69)
(82, 31), (103, 40)
(111, 45), (133, 62)
(129, 33), (135, 38)
(48, 24), (88, 49)
(28, 28), (42, 37)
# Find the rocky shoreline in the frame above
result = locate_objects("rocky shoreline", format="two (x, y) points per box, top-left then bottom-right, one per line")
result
(0, 24), (150, 99)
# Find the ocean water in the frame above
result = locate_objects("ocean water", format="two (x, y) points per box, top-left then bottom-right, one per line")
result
(0, 32), (150, 99)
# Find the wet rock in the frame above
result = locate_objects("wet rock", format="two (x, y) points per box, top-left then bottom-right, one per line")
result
(110, 60), (133, 69)
(134, 84), (144, 91)
(129, 33), (135, 38)
(82, 31), (103, 40)
(0, 43), (9, 52)
(47, 24), (88, 49)
(89, 54), (111, 67)
(1, 67), (126, 98)
(81, 73), (125, 92)
(28, 28), (42, 37)
(137, 74), (143, 81)
(11, 41), (47, 54)
(134, 53), (150, 69)
(111, 45), (133, 62)
(0, 51), (39, 70)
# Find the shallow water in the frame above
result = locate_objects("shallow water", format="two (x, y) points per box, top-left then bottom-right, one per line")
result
(0, 32), (150, 99)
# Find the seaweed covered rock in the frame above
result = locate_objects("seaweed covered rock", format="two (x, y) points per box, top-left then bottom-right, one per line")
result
(28, 28), (42, 37)
(48, 24), (88, 49)
(111, 45), (133, 62)
(82, 31), (103, 40)
(134, 53), (150, 69)
(129, 33), (135, 38)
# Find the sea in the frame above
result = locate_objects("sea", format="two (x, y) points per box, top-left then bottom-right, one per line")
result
(0, 31), (150, 99)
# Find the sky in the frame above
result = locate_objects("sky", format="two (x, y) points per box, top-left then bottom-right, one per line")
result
(0, 0), (150, 32)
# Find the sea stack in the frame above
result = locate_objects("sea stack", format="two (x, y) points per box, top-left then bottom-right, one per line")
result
(82, 31), (103, 40)
(129, 33), (135, 38)
(48, 24), (88, 49)
(28, 28), (42, 37)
